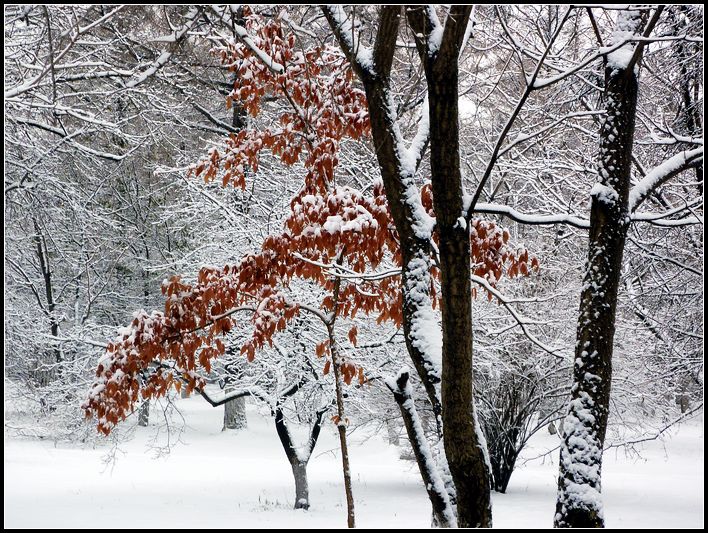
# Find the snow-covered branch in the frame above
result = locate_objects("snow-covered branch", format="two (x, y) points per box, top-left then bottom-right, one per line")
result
(629, 148), (704, 212)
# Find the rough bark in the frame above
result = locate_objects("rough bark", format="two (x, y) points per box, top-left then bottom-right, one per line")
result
(222, 394), (247, 431)
(407, 5), (492, 528)
(324, 6), (495, 525)
(324, 5), (443, 432)
(555, 11), (641, 528)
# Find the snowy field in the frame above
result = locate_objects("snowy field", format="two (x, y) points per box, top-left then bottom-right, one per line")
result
(4, 397), (703, 529)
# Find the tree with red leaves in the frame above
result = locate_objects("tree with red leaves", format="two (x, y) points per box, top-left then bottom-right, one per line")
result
(83, 7), (537, 527)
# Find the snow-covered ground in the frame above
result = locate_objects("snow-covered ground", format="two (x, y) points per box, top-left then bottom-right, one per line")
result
(4, 396), (703, 528)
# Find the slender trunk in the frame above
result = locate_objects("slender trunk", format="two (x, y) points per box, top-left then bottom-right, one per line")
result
(386, 417), (400, 446)
(34, 219), (61, 366)
(274, 406), (324, 511)
(675, 7), (703, 195)
(555, 11), (641, 528)
(329, 327), (355, 527)
(138, 400), (149, 427)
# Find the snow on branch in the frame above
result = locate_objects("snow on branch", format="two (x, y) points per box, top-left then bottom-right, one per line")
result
(474, 202), (590, 229)
(4, 5), (127, 99)
(125, 7), (201, 89)
(629, 148), (704, 212)
(322, 5), (375, 76)
(471, 274), (567, 360)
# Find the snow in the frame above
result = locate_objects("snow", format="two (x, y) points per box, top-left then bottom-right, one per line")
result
(474, 202), (590, 229)
(124, 7), (200, 89)
(404, 253), (442, 382)
(324, 6), (374, 74)
(386, 367), (456, 527)
(590, 182), (619, 205)
(4, 397), (703, 528)
(605, 9), (642, 73)
(629, 147), (704, 212)
(426, 12), (444, 57)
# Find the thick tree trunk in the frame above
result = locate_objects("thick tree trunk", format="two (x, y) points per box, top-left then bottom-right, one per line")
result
(223, 394), (247, 431)
(291, 461), (310, 510)
(364, 73), (443, 427)
(325, 6), (477, 524)
(411, 6), (491, 527)
(428, 82), (491, 530)
(275, 407), (312, 509)
(328, 5), (443, 429)
(555, 11), (641, 528)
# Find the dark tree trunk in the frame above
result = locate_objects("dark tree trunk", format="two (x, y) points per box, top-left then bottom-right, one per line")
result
(325, 6), (492, 525)
(33, 218), (61, 371)
(407, 6), (492, 528)
(674, 6), (703, 195)
(555, 11), (642, 528)
(274, 405), (326, 511)
(325, 6), (450, 524)
(291, 461), (309, 510)
(428, 68), (492, 529)
(275, 407), (309, 510)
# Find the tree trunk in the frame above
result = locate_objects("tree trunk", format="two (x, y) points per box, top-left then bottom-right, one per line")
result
(409, 6), (492, 527)
(138, 400), (149, 427)
(386, 417), (400, 446)
(329, 330), (356, 528)
(387, 370), (457, 527)
(223, 394), (247, 431)
(273, 383), (327, 511)
(32, 218), (61, 385)
(274, 406), (311, 510)
(429, 82), (492, 528)
(555, 10), (641, 528)
(327, 5), (444, 430)
(291, 461), (310, 510)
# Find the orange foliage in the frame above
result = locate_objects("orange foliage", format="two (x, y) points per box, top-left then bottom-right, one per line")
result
(189, 6), (369, 195)
(84, 9), (539, 435)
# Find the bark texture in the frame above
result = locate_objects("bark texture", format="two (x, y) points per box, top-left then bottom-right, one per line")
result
(407, 6), (492, 528)
(555, 11), (641, 528)
(223, 394), (247, 431)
